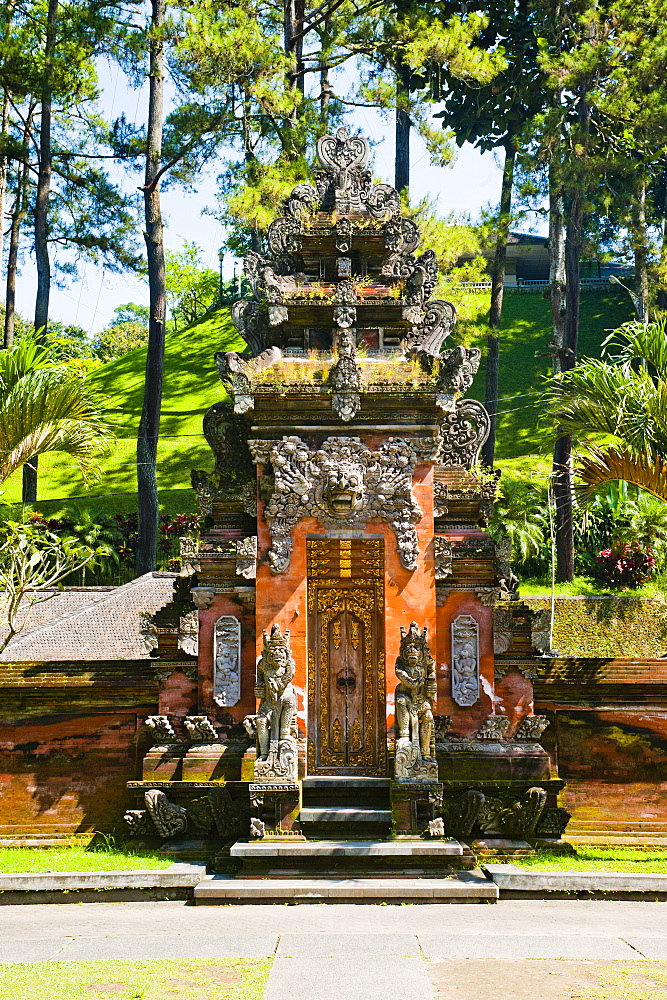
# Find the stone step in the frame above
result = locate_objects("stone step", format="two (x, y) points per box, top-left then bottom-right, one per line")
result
(568, 834), (667, 847)
(300, 808), (393, 823)
(231, 839), (464, 858)
(569, 821), (667, 832)
(301, 777), (391, 810)
(194, 871), (498, 903)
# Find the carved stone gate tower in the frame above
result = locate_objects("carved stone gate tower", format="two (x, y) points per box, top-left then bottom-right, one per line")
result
(128, 129), (571, 866)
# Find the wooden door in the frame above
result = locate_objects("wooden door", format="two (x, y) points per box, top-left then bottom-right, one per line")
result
(307, 537), (386, 775)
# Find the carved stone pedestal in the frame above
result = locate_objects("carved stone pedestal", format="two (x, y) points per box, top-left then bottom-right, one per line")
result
(391, 781), (443, 836)
(394, 738), (439, 783)
(249, 782), (302, 839)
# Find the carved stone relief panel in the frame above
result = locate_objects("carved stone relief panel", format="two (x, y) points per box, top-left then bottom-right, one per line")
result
(249, 434), (423, 573)
(451, 614), (480, 707)
(213, 616), (242, 708)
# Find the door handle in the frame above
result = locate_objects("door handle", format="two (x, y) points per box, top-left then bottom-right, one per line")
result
(336, 676), (356, 689)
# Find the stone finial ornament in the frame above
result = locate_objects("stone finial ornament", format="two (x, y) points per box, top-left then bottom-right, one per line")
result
(184, 715), (219, 744)
(394, 622), (438, 782)
(144, 715), (177, 746)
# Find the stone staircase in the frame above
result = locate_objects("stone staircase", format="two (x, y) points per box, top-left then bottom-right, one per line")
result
(299, 776), (393, 840)
(194, 775), (493, 903)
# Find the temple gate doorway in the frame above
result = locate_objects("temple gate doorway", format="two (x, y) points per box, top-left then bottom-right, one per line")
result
(306, 537), (386, 775)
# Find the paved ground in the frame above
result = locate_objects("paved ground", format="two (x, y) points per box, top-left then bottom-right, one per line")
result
(1, 899), (666, 999)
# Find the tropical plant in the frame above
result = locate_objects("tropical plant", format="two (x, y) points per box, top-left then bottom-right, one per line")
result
(597, 543), (657, 590)
(0, 518), (104, 652)
(488, 476), (548, 563)
(545, 320), (667, 501)
(0, 336), (111, 486)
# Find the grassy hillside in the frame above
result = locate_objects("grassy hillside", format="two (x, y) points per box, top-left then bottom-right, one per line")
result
(1, 310), (245, 513)
(2, 288), (632, 515)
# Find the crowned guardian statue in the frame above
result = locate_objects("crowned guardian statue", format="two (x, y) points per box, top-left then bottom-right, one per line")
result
(394, 622), (438, 782)
(253, 624), (298, 782)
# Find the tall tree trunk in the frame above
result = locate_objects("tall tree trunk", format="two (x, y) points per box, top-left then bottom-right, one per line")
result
(548, 158), (566, 372)
(0, 90), (9, 274)
(284, 0), (305, 157)
(658, 164), (667, 311)
(23, 0), (58, 504)
(136, 0), (167, 575)
(481, 141), (515, 467)
(0, 3), (16, 273)
(4, 110), (33, 349)
(395, 58), (411, 195)
(631, 176), (649, 323)
(554, 83), (590, 583)
(242, 89), (261, 255)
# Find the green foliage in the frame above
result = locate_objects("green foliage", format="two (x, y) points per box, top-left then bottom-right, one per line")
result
(488, 477), (547, 562)
(518, 847), (667, 873)
(545, 319), (667, 498)
(165, 241), (219, 329)
(93, 322), (149, 363)
(0, 336), (111, 485)
(0, 516), (108, 651)
(524, 595), (667, 656)
(0, 844), (169, 873)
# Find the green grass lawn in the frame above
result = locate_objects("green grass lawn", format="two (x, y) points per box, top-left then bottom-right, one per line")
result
(513, 847), (667, 874)
(0, 960), (272, 1000)
(0, 844), (173, 873)
(0, 289), (631, 515)
(518, 575), (667, 598)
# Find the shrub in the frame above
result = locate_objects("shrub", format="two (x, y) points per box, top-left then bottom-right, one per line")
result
(597, 543), (657, 589)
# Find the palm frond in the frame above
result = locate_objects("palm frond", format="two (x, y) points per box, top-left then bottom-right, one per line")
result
(0, 365), (111, 484)
(575, 446), (667, 503)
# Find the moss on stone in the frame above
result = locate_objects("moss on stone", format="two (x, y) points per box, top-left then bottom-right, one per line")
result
(524, 597), (667, 657)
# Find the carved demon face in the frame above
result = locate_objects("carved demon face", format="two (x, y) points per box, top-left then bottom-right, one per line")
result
(318, 461), (365, 519)
(264, 645), (288, 673)
(403, 640), (424, 670)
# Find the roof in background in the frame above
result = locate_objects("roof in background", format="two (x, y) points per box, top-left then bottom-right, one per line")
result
(0, 573), (175, 661)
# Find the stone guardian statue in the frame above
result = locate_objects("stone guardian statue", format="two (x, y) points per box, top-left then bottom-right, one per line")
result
(253, 624), (298, 782)
(394, 622), (438, 781)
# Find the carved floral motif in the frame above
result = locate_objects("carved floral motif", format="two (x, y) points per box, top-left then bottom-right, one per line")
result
(515, 715), (550, 741)
(434, 537), (453, 580)
(144, 716), (177, 746)
(184, 716), (219, 744)
(440, 400), (491, 468)
(144, 789), (188, 838)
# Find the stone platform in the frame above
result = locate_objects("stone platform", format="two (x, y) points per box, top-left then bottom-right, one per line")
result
(194, 871), (498, 903)
(225, 837), (475, 878)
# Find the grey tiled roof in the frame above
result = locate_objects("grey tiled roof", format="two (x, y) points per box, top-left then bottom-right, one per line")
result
(0, 573), (175, 660)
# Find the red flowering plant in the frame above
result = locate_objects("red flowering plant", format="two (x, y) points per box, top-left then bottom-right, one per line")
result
(597, 543), (657, 589)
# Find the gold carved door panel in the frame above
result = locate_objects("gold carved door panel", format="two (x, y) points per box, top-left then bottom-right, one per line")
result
(307, 537), (385, 776)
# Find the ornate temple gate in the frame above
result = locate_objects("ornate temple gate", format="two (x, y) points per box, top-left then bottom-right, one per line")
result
(306, 537), (386, 775)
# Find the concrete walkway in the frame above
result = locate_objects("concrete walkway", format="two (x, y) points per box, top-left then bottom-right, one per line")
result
(1, 899), (666, 999)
